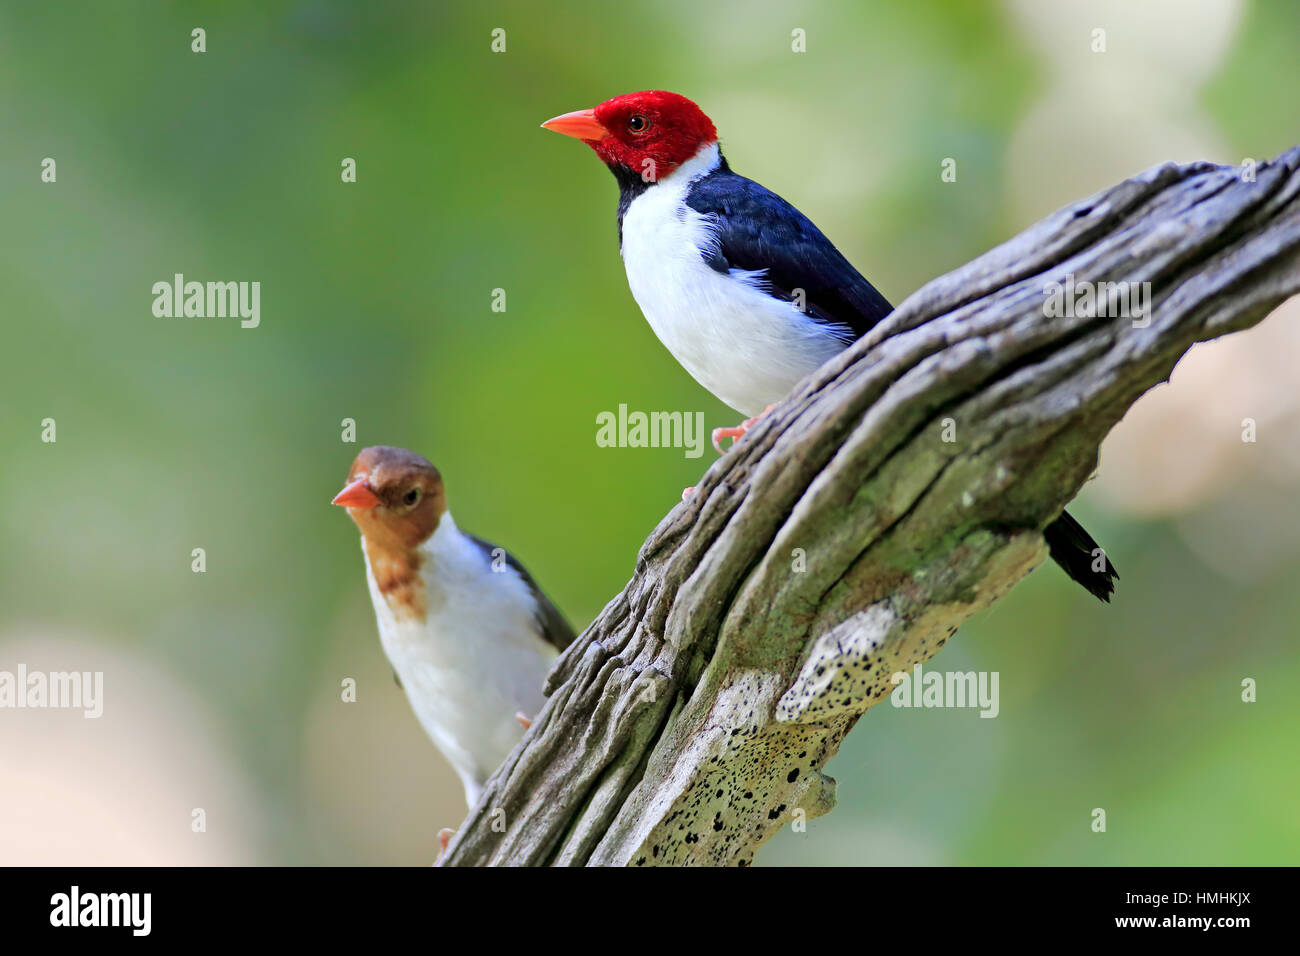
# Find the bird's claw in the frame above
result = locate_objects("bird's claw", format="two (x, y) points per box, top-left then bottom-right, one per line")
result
(711, 406), (776, 454)
(711, 416), (760, 453)
(434, 827), (454, 865)
(515, 711), (532, 730)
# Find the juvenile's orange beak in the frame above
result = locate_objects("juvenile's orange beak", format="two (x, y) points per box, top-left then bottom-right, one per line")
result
(332, 477), (380, 509)
(541, 108), (609, 141)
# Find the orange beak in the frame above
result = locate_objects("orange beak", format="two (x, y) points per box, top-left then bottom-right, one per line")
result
(541, 107), (609, 142)
(332, 477), (380, 509)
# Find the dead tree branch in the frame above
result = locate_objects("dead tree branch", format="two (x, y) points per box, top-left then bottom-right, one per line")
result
(442, 146), (1300, 866)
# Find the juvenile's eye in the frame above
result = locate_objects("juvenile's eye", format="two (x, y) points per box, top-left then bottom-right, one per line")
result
(627, 115), (649, 133)
(402, 487), (421, 506)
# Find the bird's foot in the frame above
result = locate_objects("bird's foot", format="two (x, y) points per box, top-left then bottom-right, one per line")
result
(681, 486), (695, 500)
(434, 827), (454, 865)
(711, 405), (776, 454)
(515, 711), (532, 730)
(711, 419), (758, 454)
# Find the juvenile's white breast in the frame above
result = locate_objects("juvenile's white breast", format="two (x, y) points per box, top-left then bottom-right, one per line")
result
(619, 144), (849, 417)
(362, 513), (555, 807)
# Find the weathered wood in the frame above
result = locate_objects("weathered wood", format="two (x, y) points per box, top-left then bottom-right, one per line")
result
(440, 146), (1300, 867)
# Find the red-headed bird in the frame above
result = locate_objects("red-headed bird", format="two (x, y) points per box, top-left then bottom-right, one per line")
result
(542, 91), (1117, 601)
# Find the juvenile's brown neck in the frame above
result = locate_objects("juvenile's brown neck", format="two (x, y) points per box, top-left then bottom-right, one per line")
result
(356, 508), (442, 621)
(364, 533), (427, 620)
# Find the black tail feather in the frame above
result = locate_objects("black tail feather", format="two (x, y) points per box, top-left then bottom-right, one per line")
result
(1043, 510), (1118, 603)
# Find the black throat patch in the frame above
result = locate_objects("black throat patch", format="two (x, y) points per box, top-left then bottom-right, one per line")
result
(610, 163), (652, 250)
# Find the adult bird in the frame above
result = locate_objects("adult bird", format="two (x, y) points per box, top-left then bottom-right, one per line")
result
(542, 90), (1117, 601)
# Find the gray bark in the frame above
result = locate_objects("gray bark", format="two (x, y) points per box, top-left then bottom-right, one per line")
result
(441, 146), (1300, 866)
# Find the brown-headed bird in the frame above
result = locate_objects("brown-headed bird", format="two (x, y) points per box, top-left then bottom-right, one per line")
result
(332, 446), (575, 805)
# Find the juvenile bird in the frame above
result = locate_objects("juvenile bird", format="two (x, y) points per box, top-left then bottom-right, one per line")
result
(542, 91), (1117, 600)
(332, 446), (575, 806)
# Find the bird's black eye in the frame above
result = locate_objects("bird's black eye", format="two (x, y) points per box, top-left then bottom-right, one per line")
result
(402, 487), (421, 507)
(627, 115), (649, 133)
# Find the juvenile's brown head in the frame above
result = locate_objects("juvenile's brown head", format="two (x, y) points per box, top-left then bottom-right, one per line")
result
(332, 445), (447, 547)
(332, 446), (447, 617)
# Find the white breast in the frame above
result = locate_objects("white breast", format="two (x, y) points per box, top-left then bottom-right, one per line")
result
(619, 143), (849, 418)
(362, 513), (556, 807)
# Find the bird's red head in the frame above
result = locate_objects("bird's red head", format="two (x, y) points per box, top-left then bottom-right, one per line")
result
(542, 91), (717, 181)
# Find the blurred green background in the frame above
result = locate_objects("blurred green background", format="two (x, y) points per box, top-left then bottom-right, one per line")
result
(2, 0), (1297, 865)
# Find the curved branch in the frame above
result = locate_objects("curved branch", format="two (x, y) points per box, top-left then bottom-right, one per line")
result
(441, 146), (1300, 867)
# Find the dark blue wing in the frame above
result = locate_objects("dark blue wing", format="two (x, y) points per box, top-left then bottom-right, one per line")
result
(684, 161), (894, 340)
